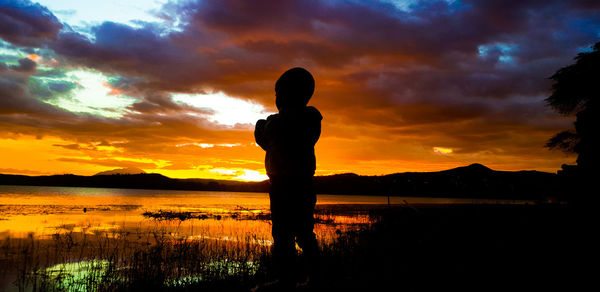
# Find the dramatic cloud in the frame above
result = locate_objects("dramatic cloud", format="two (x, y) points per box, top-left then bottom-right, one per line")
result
(1, 0), (599, 179)
(0, 0), (62, 47)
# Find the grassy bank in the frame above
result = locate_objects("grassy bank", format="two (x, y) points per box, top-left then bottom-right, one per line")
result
(1, 204), (588, 291)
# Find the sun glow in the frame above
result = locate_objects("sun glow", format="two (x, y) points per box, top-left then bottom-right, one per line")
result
(27, 54), (42, 61)
(176, 143), (243, 148)
(433, 147), (453, 155)
(172, 91), (275, 126)
(208, 168), (268, 181)
(232, 170), (268, 182)
(33, 69), (137, 118)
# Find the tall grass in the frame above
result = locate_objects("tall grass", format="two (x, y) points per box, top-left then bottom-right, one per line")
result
(1, 228), (272, 291)
(0, 206), (378, 291)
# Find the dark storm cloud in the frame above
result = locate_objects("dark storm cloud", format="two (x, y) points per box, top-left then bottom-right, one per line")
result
(0, 0), (63, 47)
(47, 81), (75, 92)
(0, 59), (60, 115)
(45, 0), (600, 101)
(125, 90), (216, 116)
(1, 0), (599, 173)
(51, 21), (212, 91)
(9, 57), (35, 72)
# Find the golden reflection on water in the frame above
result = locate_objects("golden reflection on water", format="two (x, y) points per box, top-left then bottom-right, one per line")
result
(0, 186), (395, 291)
(0, 186), (388, 244)
(0, 186), (534, 291)
(0, 185), (528, 241)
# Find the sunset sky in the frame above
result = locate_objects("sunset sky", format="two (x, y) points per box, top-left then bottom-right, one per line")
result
(1, 0), (599, 181)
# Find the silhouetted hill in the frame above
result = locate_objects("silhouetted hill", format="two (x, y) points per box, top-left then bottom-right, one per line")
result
(0, 173), (269, 193)
(0, 164), (558, 200)
(95, 167), (146, 176)
(313, 164), (556, 199)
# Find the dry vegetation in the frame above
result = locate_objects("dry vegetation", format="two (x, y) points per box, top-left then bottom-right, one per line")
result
(0, 205), (378, 291)
(1, 204), (582, 291)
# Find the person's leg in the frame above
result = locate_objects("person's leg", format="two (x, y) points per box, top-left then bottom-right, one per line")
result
(296, 230), (320, 286)
(271, 222), (296, 288)
(294, 182), (320, 285)
(269, 179), (297, 289)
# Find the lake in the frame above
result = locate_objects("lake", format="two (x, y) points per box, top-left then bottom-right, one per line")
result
(0, 185), (529, 238)
(0, 185), (531, 291)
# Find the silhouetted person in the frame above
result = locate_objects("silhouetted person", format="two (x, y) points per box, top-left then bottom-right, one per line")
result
(255, 67), (322, 289)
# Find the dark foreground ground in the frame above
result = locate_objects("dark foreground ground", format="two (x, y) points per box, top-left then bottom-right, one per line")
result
(315, 204), (591, 292)
(192, 203), (592, 292)
(2, 203), (590, 292)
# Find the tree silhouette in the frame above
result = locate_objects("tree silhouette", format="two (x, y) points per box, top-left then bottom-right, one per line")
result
(546, 42), (600, 171)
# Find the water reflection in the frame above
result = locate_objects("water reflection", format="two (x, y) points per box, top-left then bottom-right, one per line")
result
(0, 185), (529, 239)
(0, 186), (393, 239)
(40, 260), (110, 292)
(0, 185), (532, 291)
(38, 259), (260, 292)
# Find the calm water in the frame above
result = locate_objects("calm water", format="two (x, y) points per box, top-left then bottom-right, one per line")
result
(0, 185), (531, 291)
(0, 185), (528, 239)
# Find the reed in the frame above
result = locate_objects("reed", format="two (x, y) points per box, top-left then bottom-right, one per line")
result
(0, 205), (378, 291)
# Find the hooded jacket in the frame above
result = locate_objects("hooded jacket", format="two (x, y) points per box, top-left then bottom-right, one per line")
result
(255, 106), (322, 179)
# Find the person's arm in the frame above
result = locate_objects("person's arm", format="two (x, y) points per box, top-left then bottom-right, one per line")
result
(306, 107), (322, 145)
(254, 119), (267, 151)
(310, 117), (321, 146)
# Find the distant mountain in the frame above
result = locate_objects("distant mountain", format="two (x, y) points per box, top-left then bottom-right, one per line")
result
(0, 164), (559, 200)
(95, 167), (146, 176)
(313, 163), (557, 199)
